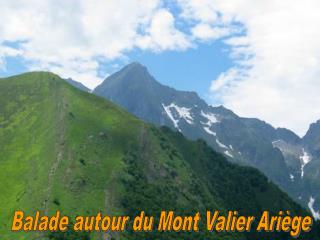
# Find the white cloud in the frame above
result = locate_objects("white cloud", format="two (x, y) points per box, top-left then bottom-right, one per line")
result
(177, 0), (236, 42)
(1, 0), (320, 135)
(177, 0), (320, 136)
(136, 9), (191, 51)
(0, 0), (191, 89)
(210, 68), (245, 92)
(191, 24), (231, 41)
(177, 0), (218, 24)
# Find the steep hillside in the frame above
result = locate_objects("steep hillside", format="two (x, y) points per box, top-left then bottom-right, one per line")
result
(93, 65), (292, 193)
(303, 120), (320, 157)
(0, 72), (318, 239)
(93, 63), (290, 182)
(93, 62), (320, 219)
(301, 121), (320, 217)
(94, 62), (204, 125)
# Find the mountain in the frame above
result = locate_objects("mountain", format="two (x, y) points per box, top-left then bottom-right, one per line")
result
(0, 72), (318, 239)
(94, 62), (205, 125)
(268, 120), (320, 219)
(93, 62), (320, 219)
(303, 120), (320, 157)
(65, 78), (90, 92)
(302, 121), (320, 217)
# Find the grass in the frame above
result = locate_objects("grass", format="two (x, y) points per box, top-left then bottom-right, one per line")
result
(0, 72), (318, 239)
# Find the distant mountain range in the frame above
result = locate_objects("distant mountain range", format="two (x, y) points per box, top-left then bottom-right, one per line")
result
(65, 78), (90, 92)
(92, 62), (320, 219)
(2, 72), (318, 239)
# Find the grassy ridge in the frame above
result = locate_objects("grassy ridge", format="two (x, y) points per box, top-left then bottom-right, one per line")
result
(0, 72), (318, 239)
(0, 73), (142, 239)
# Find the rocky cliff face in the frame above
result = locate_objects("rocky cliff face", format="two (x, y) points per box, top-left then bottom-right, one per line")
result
(93, 62), (320, 219)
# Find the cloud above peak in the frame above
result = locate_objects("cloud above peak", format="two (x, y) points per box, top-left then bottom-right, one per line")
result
(0, 0), (320, 135)
(136, 9), (191, 51)
(202, 0), (320, 136)
(0, 0), (188, 88)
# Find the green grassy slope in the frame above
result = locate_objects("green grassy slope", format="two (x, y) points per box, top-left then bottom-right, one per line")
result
(0, 72), (318, 239)
(0, 72), (142, 239)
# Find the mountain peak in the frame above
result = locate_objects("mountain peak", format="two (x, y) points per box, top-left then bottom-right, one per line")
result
(304, 119), (320, 137)
(123, 61), (149, 74)
(126, 61), (144, 68)
(93, 62), (210, 125)
(303, 119), (320, 153)
(93, 62), (159, 110)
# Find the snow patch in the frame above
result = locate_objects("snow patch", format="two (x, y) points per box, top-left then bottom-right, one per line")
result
(201, 110), (219, 125)
(174, 105), (193, 124)
(216, 139), (228, 149)
(200, 110), (220, 138)
(299, 148), (311, 178)
(290, 174), (294, 182)
(162, 103), (194, 130)
(224, 150), (234, 158)
(272, 140), (283, 150)
(203, 126), (216, 136)
(162, 103), (180, 130)
(272, 139), (281, 144)
(308, 196), (320, 220)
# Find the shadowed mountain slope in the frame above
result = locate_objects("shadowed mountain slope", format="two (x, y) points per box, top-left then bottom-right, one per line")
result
(1, 72), (319, 239)
(93, 62), (320, 217)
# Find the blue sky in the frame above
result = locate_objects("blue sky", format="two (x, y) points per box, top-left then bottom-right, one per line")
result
(127, 41), (232, 99)
(1, 0), (320, 135)
(0, 2), (233, 103)
(0, 38), (232, 102)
